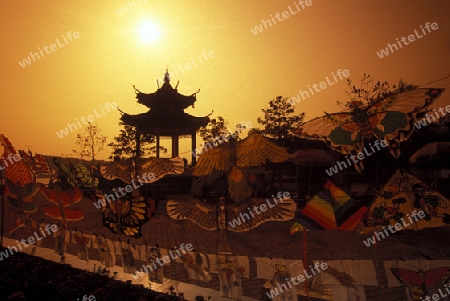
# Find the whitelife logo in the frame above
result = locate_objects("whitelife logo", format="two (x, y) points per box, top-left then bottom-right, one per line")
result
(228, 191), (291, 228)
(266, 261), (328, 299)
(251, 0), (313, 35)
(192, 121), (252, 158)
(362, 210), (425, 247)
(420, 283), (450, 301)
(93, 172), (155, 209)
(289, 69), (350, 106)
(0, 153), (22, 171)
(162, 50), (215, 83)
(376, 22), (438, 58)
(18, 31), (80, 68)
(414, 105), (450, 130)
(0, 224), (58, 261)
(325, 140), (388, 176)
(116, 0), (149, 16)
(131, 243), (193, 279)
(55, 102), (117, 139)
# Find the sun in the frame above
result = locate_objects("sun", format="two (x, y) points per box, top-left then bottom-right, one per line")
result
(138, 22), (160, 42)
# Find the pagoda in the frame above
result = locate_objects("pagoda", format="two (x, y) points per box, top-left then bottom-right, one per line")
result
(120, 70), (210, 164)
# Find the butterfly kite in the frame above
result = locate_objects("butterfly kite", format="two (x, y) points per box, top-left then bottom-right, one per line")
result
(53, 158), (101, 193)
(0, 134), (40, 234)
(294, 88), (445, 161)
(99, 156), (185, 184)
(18, 150), (54, 179)
(94, 156), (184, 238)
(39, 184), (84, 222)
(390, 266), (450, 300)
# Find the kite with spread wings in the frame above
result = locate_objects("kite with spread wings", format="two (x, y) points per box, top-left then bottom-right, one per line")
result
(294, 88), (444, 160)
(100, 157), (185, 184)
(168, 197), (296, 232)
(94, 156), (185, 238)
(192, 133), (292, 203)
(170, 134), (295, 252)
(168, 196), (296, 252)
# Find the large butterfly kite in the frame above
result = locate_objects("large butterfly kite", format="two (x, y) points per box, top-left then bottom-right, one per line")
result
(94, 156), (185, 238)
(390, 266), (450, 301)
(294, 88), (444, 159)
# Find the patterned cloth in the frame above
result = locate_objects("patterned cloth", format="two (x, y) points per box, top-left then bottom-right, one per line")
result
(384, 260), (450, 301)
(179, 251), (212, 282)
(210, 254), (249, 300)
(71, 231), (90, 262)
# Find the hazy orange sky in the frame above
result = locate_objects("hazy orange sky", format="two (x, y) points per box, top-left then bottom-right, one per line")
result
(1, 0), (449, 161)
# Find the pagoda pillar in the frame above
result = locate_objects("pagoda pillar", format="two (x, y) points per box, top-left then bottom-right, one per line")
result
(156, 134), (160, 158)
(155, 126), (160, 158)
(191, 132), (197, 165)
(171, 135), (180, 158)
(171, 135), (175, 158)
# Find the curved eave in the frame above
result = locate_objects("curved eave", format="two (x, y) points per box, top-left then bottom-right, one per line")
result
(121, 112), (209, 136)
(135, 82), (197, 109)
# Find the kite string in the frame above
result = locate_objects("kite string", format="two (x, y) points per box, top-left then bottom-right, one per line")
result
(418, 74), (450, 87)
(303, 228), (309, 297)
(373, 234), (386, 296)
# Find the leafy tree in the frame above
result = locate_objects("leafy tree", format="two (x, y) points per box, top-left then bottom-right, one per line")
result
(198, 116), (229, 143)
(108, 124), (167, 159)
(339, 73), (418, 108)
(198, 116), (248, 144)
(256, 96), (305, 144)
(73, 123), (107, 165)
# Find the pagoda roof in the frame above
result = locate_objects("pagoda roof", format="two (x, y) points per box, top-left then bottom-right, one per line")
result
(134, 80), (198, 111)
(120, 71), (210, 136)
(121, 110), (209, 136)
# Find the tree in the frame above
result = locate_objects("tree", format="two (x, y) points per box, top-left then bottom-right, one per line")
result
(194, 116), (252, 158)
(339, 73), (418, 108)
(256, 96), (305, 146)
(73, 123), (107, 165)
(198, 116), (229, 143)
(198, 116), (248, 144)
(108, 124), (167, 159)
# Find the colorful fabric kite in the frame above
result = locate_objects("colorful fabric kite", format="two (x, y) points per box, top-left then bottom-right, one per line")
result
(385, 260), (450, 301)
(39, 184), (81, 263)
(39, 184), (84, 222)
(0, 135), (40, 234)
(294, 88), (445, 159)
(18, 150), (54, 177)
(53, 158), (100, 193)
(100, 157), (185, 184)
(291, 180), (368, 232)
(95, 157), (178, 238)
(168, 197), (297, 232)
(97, 194), (156, 238)
(359, 170), (450, 233)
(192, 134), (292, 203)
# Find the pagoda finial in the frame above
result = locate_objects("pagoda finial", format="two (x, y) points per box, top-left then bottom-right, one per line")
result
(164, 68), (170, 83)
